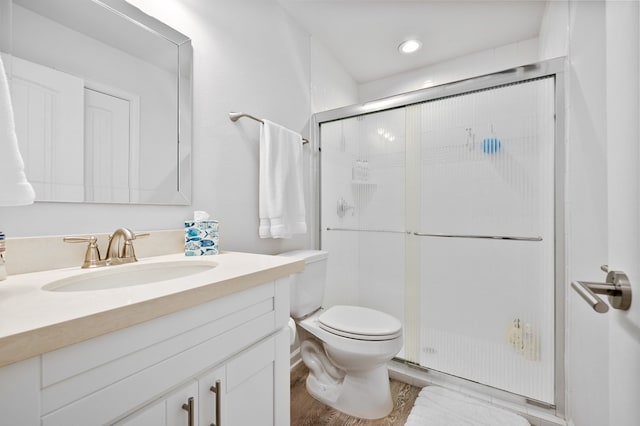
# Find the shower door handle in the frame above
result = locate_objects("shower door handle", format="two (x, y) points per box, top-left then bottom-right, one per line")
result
(571, 269), (632, 313)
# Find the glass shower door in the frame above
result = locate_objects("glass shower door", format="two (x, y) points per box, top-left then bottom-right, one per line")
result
(415, 77), (556, 403)
(318, 75), (557, 405)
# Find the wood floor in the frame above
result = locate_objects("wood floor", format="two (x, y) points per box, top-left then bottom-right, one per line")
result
(290, 363), (421, 426)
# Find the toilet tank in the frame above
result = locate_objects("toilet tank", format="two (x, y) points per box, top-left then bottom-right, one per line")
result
(278, 250), (328, 319)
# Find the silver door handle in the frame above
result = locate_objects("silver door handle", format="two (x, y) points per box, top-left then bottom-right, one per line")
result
(571, 269), (632, 313)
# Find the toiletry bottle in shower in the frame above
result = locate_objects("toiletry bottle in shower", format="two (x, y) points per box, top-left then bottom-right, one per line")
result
(0, 232), (6, 281)
(523, 323), (539, 361)
(508, 318), (523, 352)
(362, 160), (369, 181)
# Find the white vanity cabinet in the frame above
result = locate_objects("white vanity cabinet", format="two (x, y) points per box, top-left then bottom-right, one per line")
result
(0, 276), (291, 426)
(119, 330), (286, 426)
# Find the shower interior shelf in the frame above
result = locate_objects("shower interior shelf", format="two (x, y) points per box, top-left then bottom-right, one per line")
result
(351, 180), (377, 185)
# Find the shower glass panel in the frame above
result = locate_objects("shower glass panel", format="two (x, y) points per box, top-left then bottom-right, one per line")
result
(319, 75), (556, 404)
(320, 109), (407, 358)
(417, 78), (555, 403)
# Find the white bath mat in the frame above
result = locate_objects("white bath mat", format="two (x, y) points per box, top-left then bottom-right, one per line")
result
(405, 386), (530, 426)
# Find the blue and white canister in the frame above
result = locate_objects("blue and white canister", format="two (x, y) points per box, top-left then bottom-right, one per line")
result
(184, 220), (219, 256)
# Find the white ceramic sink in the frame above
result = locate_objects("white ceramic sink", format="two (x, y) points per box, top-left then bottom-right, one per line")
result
(42, 261), (216, 292)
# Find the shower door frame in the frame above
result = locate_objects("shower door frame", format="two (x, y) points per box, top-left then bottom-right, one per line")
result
(311, 57), (566, 417)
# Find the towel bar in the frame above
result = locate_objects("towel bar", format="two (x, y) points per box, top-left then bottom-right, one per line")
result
(229, 112), (309, 144)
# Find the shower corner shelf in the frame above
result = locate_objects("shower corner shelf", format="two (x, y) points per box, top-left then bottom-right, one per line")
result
(351, 180), (377, 186)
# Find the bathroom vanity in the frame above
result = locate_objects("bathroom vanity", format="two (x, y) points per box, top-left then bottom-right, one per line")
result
(0, 251), (303, 425)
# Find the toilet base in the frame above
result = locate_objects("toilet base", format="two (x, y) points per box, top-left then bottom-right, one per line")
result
(306, 363), (393, 420)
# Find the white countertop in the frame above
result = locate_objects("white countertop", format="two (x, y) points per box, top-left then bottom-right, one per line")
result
(0, 251), (304, 368)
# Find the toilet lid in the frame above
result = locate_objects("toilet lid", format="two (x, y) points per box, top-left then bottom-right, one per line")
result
(318, 305), (402, 341)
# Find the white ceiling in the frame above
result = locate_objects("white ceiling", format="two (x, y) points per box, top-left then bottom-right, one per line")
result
(278, 0), (548, 84)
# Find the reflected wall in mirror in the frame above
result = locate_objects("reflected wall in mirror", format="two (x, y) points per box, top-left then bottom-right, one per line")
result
(4, 0), (192, 205)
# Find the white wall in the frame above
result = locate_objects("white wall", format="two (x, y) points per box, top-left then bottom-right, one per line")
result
(358, 38), (539, 103)
(310, 37), (357, 114)
(538, 1), (609, 425)
(538, 0), (568, 61)
(0, 0), (356, 257)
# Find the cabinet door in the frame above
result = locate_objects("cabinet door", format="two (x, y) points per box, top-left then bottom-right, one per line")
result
(115, 381), (198, 426)
(197, 336), (277, 426)
(226, 361), (275, 425)
(166, 381), (199, 426)
(225, 336), (277, 426)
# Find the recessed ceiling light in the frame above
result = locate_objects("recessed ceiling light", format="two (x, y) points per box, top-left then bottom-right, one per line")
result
(398, 39), (422, 54)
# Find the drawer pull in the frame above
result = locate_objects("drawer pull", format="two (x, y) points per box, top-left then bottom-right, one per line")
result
(181, 396), (194, 426)
(210, 380), (222, 426)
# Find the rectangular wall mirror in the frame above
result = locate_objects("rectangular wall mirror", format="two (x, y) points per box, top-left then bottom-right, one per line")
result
(3, 0), (192, 205)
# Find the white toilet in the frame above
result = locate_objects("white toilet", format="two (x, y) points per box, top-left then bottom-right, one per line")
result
(280, 250), (403, 420)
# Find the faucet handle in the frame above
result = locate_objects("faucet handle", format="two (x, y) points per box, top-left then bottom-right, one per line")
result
(63, 235), (101, 268)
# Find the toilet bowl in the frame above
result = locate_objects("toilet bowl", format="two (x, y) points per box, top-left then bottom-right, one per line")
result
(298, 305), (403, 419)
(279, 250), (403, 419)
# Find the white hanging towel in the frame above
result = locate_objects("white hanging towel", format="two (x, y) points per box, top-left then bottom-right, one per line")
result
(0, 55), (35, 206)
(259, 119), (306, 239)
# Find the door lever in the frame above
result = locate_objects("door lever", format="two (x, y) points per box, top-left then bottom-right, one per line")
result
(571, 269), (632, 313)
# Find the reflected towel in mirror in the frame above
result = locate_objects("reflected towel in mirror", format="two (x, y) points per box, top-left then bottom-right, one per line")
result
(0, 55), (34, 206)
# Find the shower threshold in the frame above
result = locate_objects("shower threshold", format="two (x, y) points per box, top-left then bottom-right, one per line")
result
(388, 359), (566, 426)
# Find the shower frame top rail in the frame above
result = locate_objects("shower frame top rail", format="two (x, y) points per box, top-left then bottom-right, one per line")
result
(229, 112), (309, 144)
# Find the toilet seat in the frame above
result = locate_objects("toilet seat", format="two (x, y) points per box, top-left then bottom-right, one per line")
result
(318, 305), (402, 341)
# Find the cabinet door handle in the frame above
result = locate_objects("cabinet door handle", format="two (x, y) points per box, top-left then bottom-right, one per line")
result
(209, 380), (222, 426)
(181, 396), (195, 426)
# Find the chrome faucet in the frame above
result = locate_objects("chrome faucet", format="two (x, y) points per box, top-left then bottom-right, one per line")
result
(64, 227), (149, 268)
